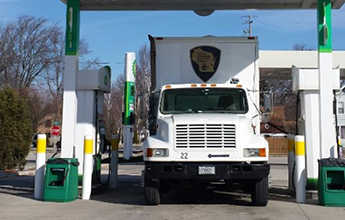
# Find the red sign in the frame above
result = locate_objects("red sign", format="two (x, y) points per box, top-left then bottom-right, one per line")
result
(51, 125), (61, 136)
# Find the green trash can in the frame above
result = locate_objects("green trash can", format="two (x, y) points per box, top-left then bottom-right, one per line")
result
(318, 158), (345, 206)
(44, 158), (79, 202)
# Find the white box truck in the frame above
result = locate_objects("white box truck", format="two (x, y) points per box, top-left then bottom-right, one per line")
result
(143, 36), (270, 206)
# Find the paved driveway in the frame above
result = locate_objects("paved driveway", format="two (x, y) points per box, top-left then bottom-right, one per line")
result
(1, 156), (345, 220)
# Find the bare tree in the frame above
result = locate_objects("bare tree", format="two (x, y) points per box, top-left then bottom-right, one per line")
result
(103, 44), (151, 141)
(292, 42), (315, 51)
(0, 15), (101, 133)
(21, 87), (56, 132)
(44, 26), (101, 122)
(104, 76), (125, 140)
(135, 45), (151, 133)
(0, 16), (58, 89)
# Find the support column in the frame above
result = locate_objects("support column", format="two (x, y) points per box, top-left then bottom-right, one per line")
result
(61, 0), (80, 158)
(303, 91), (321, 189)
(75, 90), (96, 175)
(123, 52), (136, 160)
(318, 0), (337, 159)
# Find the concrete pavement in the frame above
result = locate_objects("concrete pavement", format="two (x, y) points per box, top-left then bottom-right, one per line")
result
(1, 156), (345, 220)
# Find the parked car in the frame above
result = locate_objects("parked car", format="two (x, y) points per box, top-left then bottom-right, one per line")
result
(31, 134), (38, 148)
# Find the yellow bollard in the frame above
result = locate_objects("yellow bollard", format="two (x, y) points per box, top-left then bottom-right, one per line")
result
(34, 134), (46, 200)
(295, 135), (306, 203)
(82, 135), (93, 200)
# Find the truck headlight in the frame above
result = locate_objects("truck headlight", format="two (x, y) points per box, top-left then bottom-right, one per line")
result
(146, 148), (169, 157)
(244, 148), (266, 157)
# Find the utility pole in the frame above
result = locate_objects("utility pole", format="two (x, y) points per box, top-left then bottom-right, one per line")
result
(241, 15), (257, 36)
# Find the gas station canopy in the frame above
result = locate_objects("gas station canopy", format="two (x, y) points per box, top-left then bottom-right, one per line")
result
(61, 0), (344, 11)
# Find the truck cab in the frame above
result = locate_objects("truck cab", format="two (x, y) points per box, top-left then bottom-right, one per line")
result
(143, 36), (270, 206)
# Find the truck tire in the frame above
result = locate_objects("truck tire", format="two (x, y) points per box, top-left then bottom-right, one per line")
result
(251, 177), (268, 206)
(144, 178), (161, 205)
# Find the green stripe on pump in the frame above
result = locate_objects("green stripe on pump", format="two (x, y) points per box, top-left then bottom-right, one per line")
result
(318, 0), (332, 53)
(319, 48), (332, 53)
(123, 81), (135, 125)
(65, 0), (80, 56)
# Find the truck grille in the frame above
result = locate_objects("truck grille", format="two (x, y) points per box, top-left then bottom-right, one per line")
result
(175, 124), (236, 148)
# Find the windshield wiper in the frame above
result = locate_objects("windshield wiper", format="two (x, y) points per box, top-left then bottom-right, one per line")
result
(202, 107), (228, 112)
(174, 106), (196, 113)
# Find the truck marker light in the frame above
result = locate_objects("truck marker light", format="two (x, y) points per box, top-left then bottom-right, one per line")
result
(156, 37), (164, 40)
(236, 84), (242, 88)
(165, 85), (171, 89)
(201, 84), (207, 87)
(248, 37), (256, 40)
(191, 84), (197, 87)
(259, 148), (266, 157)
(211, 84), (217, 87)
(146, 148), (153, 157)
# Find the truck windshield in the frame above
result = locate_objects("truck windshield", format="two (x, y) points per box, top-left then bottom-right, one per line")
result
(160, 88), (249, 114)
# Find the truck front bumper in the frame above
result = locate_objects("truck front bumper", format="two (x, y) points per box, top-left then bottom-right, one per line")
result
(145, 162), (270, 180)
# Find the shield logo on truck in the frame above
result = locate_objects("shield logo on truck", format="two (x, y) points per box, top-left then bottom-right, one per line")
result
(190, 46), (221, 82)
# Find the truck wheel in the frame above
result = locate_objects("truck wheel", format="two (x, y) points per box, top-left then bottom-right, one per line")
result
(144, 178), (161, 205)
(251, 177), (268, 206)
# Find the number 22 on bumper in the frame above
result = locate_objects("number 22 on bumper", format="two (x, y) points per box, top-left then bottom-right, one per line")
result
(180, 152), (188, 159)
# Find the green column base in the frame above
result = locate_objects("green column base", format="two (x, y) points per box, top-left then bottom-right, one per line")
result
(307, 178), (318, 190)
(78, 174), (83, 186)
(92, 154), (102, 182)
(78, 155), (102, 186)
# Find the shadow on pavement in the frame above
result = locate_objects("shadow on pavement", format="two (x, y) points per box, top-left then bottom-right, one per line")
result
(92, 173), (320, 206)
(269, 163), (288, 166)
(91, 174), (267, 207)
(269, 186), (320, 205)
(0, 174), (34, 199)
(268, 187), (295, 203)
(0, 171), (317, 206)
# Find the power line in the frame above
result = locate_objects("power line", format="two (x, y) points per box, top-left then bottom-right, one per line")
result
(241, 15), (258, 37)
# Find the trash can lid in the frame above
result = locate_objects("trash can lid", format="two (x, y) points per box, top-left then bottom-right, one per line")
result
(46, 158), (79, 166)
(318, 158), (345, 167)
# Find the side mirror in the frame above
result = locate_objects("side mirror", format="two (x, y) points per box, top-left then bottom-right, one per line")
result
(263, 92), (273, 114)
(140, 129), (149, 142)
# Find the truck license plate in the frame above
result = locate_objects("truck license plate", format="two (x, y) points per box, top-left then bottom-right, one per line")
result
(198, 166), (215, 175)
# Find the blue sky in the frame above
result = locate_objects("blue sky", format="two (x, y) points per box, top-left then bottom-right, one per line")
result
(1, 0), (345, 79)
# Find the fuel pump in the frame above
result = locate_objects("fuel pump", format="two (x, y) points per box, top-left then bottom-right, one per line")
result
(292, 66), (340, 190)
(74, 66), (111, 179)
(93, 89), (113, 185)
